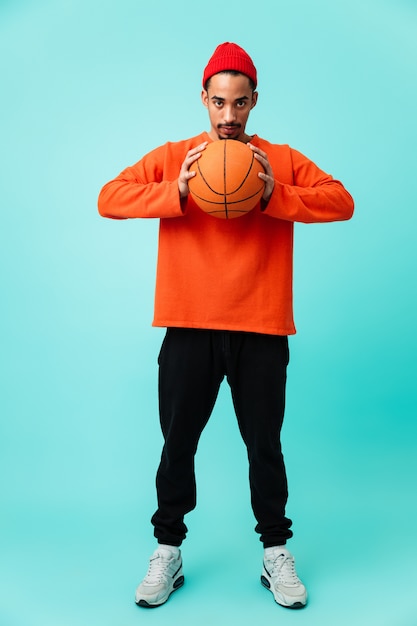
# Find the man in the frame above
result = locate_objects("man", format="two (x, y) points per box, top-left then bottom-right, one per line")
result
(98, 42), (354, 609)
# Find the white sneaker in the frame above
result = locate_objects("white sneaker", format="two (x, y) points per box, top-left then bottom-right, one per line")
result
(261, 547), (307, 608)
(135, 547), (184, 608)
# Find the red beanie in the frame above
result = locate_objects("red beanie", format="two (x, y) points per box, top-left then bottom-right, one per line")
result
(202, 42), (257, 88)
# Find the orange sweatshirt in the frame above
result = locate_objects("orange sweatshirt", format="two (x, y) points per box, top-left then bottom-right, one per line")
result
(98, 132), (354, 335)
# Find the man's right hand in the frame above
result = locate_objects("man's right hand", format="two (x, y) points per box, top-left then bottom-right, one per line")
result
(178, 142), (208, 198)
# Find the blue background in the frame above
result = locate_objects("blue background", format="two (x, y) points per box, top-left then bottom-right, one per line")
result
(1, 0), (416, 624)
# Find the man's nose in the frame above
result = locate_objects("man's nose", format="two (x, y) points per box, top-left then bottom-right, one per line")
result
(223, 106), (236, 123)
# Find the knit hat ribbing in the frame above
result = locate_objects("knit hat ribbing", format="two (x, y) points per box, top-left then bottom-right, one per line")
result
(202, 42), (257, 88)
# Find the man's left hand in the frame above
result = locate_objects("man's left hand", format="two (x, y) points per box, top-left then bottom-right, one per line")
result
(248, 143), (275, 203)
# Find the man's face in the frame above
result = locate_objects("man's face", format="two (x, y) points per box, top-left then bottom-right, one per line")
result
(201, 73), (258, 143)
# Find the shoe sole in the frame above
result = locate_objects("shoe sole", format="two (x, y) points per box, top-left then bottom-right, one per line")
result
(135, 575), (185, 608)
(261, 575), (307, 609)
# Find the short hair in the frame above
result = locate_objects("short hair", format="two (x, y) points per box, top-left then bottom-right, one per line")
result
(204, 70), (256, 92)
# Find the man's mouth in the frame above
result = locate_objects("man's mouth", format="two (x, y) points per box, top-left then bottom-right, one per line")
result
(218, 124), (241, 136)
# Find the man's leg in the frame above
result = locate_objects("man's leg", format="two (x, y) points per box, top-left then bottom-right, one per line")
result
(151, 328), (224, 546)
(226, 332), (292, 546)
(226, 332), (306, 608)
(136, 329), (224, 608)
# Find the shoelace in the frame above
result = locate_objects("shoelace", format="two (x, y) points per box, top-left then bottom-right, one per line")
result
(267, 554), (300, 587)
(144, 553), (173, 584)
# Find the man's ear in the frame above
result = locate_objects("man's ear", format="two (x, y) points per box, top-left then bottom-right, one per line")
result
(201, 89), (209, 108)
(251, 91), (258, 110)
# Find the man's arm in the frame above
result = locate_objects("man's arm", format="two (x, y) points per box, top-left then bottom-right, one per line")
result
(98, 142), (207, 220)
(249, 144), (354, 223)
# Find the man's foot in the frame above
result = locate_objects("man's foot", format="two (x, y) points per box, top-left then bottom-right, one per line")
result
(135, 546), (184, 608)
(261, 546), (307, 608)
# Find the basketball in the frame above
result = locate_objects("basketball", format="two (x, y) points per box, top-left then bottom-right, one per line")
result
(188, 140), (265, 219)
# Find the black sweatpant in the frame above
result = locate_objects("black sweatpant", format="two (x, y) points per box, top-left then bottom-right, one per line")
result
(151, 328), (293, 548)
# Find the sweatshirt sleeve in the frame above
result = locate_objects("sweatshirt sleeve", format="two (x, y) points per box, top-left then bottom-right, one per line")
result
(97, 145), (185, 220)
(262, 147), (354, 224)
